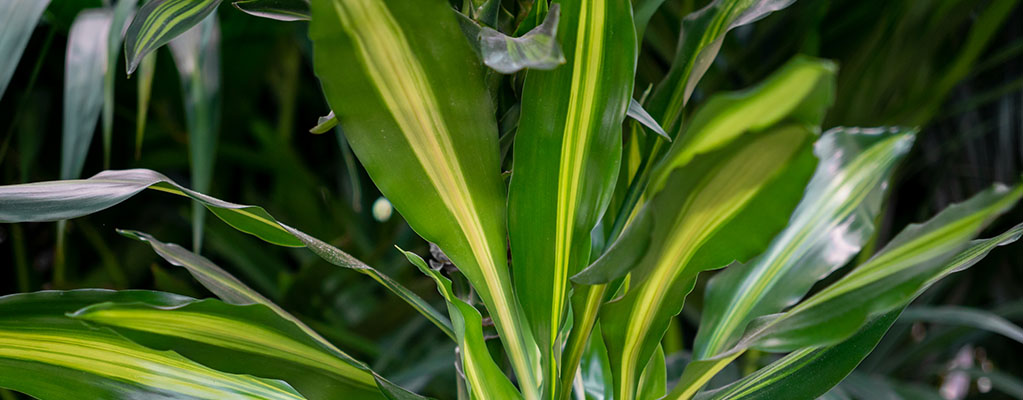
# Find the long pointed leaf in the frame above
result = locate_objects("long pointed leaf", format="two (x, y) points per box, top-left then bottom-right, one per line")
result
(0, 169), (453, 342)
(506, 0), (636, 391)
(308, 0), (538, 394)
(124, 0), (221, 74)
(232, 0), (310, 21)
(102, 0), (136, 169)
(0, 0), (50, 101)
(0, 290), (306, 400)
(62, 9), (112, 180)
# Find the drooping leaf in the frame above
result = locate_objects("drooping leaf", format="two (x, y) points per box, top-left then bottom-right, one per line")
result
(72, 298), (385, 398)
(102, 0), (136, 169)
(506, 0), (636, 392)
(692, 127), (915, 359)
(645, 0), (797, 135)
(113, 231), (429, 399)
(232, 0), (309, 21)
(899, 306), (1023, 345)
(0, 0), (51, 101)
(591, 124), (817, 400)
(0, 290), (306, 400)
(0, 169), (453, 341)
(626, 98), (670, 141)
(308, 0), (538, 393)
(124, 0), (221, 74)
(169, 13), (220, 252)
(476, 3), (565, 74)
(62, 9), (113, 180)
(668, 183), (1022, 400)
(400, 250), (522, 400)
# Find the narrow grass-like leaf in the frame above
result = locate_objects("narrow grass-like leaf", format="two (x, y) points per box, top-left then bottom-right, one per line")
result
(169, 14), (220, 251)
(72, 298), (385, 398)
(627, 98), (670, 140)
(0, 0), (51, 101)
(309, 0), (538, 394)
(900, 306), (1023, 345)
(644, 0), (796, 134)
(477, 4), (565, 74)
(692, 127), (914, 359)
(506, 0), (636, 392)
(0, 290), (306, 400)
(400, 250), (522, 400)
(668, 183), (1022, 400)
(593, 125), (817, 400)
(233, 0), (310, 21)
(115, 231), (430, 399)
(102, 0), (136, 169)
(0, 169), (453, 341)
(62, 9), (113, 180)
(124, 0), (221, 74)
(135, 52), (156, 158)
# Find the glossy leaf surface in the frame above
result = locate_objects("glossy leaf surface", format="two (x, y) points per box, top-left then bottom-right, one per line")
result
(62, 9), (112, 180)
(124, 0), (221, 74)
(233, 0), (309, 21)
(476, 4), (565, 74)
(0, 0), (50, 100)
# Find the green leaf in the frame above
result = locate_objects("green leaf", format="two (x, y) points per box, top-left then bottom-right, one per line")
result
(135, 51), (157, 158)
(232, 0), (310, 21)
(0, 290), (306, 400)
(697, 310), (901, 400)
(645, 0), (797, 134)
(113, 231), (429, 399)
(627, 98), (670, 141)
(0, 0), (50, 101)
(399, 250), (522, 400)
(578, 325), (614, 400)
(102, 0), (137, 169)
(0, 169), (453, 341)
(62, 8), (113, 180)
(168, 13), (220, 251)
(124, 0), (221, 74)
(900, 306), (1023, 345)
(594, 124), (817, 400)
(309, 110), (337, 134)
(692, 127), (915, 359)
(667, 183), (1023, 400)
(72, 298), (385, 398)
(476, 3), (565, 74)
(506, 0), (636, 391)
(648, 56), (836, 192)
(309, 0), (538, 394)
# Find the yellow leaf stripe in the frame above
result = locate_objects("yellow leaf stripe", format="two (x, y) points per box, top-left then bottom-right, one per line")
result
(618, 129), (805, 400)
(327, 0), (536, 395)
(0, 329), (304, 399)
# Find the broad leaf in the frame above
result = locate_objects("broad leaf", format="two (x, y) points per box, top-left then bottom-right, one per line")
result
(62, 8), (112, 180)
(645, 0), (796, 135)
(308, 0), (538, 393)
(0, 169), (453, 341)
(506, 0), (636, 392)
(0, 0), (50, 101)
(0, 290), (306, 400)
(692, 127), (914, 359)
(124, 0), (221, 74)
(401, 250), (522, 400)
(233, 0), (310, 21)
(168, 14), (221, 251)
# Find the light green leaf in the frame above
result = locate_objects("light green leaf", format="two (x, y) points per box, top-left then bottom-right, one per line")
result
(627, 98), (670, 141)
(135, 51), (157, 158)
(692, 127), (915, 359)
(476, 3), (565, 74)
(62, 8), (113, 180)
(0, 290), (306, 400)
(644, 0), (796, 134)
(900, 306), (1023, 345)
(506, 0), (636, 393)
(124, 0), (221, 74)
(399, 250), (522, 400)
(0, 0), (50, 101)
(309, 0), (538, 394)
(309, 110), (337, 134)
(169, 13), (220, 252)
(0, 169), (453, 341)
(102, 0), (136, 169)
(232, 0), (310, 21)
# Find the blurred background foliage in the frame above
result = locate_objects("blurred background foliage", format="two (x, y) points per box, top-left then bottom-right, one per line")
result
(1, 0), (1021, 398)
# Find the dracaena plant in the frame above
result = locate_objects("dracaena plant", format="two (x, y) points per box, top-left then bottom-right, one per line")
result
(0, 0), (1020, 399)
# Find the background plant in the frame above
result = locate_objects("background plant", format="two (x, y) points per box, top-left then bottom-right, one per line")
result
(0, 0), (1021, 399)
